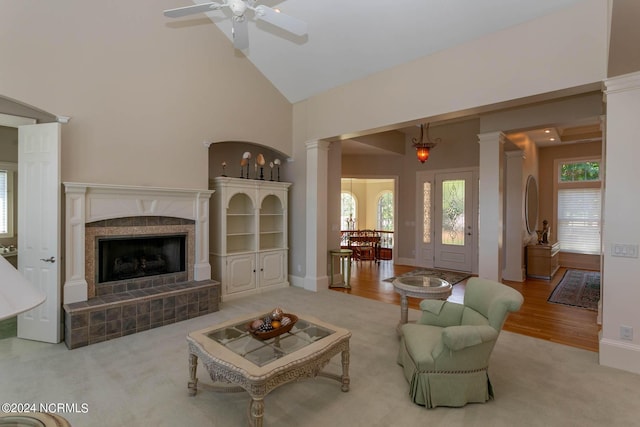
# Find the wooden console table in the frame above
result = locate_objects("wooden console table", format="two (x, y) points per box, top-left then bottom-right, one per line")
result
(526, 241), (560, 279)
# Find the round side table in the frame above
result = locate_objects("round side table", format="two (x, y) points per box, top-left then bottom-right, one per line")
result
(0, 412), (72, 426)
(329, 249), (353, 289)
(392, 275), (452, 333)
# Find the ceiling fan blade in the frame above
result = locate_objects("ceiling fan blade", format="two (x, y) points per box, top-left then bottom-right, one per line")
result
(163, 2), (224, 18)
(254, 5), (308, 36)
(232, 18), (249, 50)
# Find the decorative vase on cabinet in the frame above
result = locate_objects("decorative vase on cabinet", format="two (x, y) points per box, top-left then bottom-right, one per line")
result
(210, 177), (291, 300)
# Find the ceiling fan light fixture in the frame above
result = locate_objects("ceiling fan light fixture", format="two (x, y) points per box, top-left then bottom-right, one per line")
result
(229, 0), (247, 16)
(163, 1), (308, 50)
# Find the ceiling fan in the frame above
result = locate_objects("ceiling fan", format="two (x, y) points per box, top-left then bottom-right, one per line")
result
(164, 0), (308, 50)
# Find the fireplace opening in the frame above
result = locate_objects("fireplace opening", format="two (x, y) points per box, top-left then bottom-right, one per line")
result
(97, 234), (186, 283)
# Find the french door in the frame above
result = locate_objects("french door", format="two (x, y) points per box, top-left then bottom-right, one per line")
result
(416, 169), (477, 272)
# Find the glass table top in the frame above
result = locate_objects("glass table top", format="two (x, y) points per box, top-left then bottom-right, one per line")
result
(394, 275), (450, 289)
(206, 316), (335, 367)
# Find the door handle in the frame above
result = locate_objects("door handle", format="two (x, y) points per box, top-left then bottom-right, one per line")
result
(40, 256), (56, 263)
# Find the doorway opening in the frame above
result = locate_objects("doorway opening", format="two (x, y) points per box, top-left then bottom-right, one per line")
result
(340, 178), (396, 262)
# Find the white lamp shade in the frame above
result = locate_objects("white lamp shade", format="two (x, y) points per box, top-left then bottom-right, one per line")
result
(0, 255), (46, 321)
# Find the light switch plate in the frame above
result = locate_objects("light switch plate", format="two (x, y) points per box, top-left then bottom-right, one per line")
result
(611, 244), (639, 258)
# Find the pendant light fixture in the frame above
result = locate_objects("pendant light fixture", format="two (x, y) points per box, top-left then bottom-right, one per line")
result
(412, 123), (440, 163)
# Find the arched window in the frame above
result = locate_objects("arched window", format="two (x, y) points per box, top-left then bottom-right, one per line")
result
(341, 192), (357, 230)
(376, 191), (393, 231)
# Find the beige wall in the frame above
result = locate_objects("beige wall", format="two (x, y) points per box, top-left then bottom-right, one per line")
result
(0, 127), (18, 163)
(0, 0), (292, 190)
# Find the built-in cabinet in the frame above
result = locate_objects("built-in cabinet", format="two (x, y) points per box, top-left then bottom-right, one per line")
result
(210, 177), (291, 299)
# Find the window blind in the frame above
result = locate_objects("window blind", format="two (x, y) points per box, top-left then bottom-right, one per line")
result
(557, 188), (601, 255)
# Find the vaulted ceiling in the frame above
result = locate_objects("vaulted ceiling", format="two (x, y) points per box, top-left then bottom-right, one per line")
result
(173, 0), (589, 103)
(166, 0), (640, 154)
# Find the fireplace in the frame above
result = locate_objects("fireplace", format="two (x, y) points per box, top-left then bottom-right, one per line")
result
(62, 183), (220, 350)
(97, 234), (186, 283)
(63, 182), (214, 304)
(84, 216), (196, 298)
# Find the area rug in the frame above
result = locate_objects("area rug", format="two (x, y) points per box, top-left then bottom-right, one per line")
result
(383, 268), (471, 285)
(548, 269), (600, 311)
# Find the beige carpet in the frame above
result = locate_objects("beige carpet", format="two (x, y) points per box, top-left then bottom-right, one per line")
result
(1, 286), (639, 426)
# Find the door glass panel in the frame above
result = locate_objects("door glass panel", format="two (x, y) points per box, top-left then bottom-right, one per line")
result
(422, 182), (431, 244)
(441, 179), (465, 246)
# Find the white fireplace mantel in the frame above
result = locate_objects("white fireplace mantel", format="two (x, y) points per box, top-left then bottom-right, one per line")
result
(62, 182), (214, 304)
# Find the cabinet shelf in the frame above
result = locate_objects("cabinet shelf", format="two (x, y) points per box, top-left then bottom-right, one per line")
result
(226, 249), (254, 255)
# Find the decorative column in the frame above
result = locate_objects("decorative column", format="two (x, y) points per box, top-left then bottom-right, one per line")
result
(600, 71), (640, 374)
(63, 185), (88, 304)
(477, 131), (506, 281)
(503, 150), (525, 282)
(193, 192), (212, 281)
(304, 140), (331, 292)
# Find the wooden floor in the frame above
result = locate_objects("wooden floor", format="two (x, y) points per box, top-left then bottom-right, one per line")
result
(330, 261), (600, 352)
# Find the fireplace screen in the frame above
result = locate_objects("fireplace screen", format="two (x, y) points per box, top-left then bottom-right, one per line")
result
(97, 234), (186, 283)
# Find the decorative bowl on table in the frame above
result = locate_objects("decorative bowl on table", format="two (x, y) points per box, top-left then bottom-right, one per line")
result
(248, 309), (298, 340)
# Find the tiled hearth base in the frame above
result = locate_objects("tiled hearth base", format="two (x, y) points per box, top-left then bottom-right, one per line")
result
(63, 280), (220, 349)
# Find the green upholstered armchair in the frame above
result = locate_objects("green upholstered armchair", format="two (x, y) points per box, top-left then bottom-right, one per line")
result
(397, 277), (523, 408)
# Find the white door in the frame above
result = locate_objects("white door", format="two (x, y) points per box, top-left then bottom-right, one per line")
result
(434, 171), (474, 272)
(17, 123), (61, 343)
(416, 169), (477, 272)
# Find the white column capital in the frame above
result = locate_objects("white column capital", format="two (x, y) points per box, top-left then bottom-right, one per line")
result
(305, 140), (331, 151)
(477, 131), (506, 145)
(604, 70), (640, 94)
(505, 149), (525, 159)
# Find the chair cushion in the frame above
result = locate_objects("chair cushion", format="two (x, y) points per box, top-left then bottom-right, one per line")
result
(460, 307), (490, 326)
(401, 323), (443, 371)
(441, 325), (498, 351)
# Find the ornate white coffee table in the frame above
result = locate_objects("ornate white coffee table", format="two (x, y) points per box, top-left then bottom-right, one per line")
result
(392, 275), (452, 328)
(187, 313), (351, 427)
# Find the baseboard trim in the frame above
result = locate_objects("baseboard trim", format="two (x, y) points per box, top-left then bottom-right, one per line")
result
(395, 257), (416, 266)
(599, 337), (640, 375)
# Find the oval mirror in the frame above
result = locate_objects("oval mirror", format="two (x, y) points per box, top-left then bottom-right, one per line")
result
(525, 175), (538, 234)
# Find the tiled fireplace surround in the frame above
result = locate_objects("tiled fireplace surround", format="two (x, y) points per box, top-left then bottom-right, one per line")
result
(62, 183), (220, 349)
